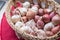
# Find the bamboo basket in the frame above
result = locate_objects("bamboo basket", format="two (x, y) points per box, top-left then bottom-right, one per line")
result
(5, 0), (60, 40)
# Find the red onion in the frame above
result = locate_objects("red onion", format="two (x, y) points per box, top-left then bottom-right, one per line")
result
(50, 12), (56, 18)
(34, 15), (40, 22)
(51, 26), (60, 34)
(42, 14), (50, 23)
(38, 8), (44, 16)
(37, 20), (44, 29)
(52, 14), (60, 25)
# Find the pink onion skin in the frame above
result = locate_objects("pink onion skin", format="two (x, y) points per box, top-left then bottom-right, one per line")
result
(26, 10), (35, 20)
(46, 31), (54, 36)
(50, 12), (56, 18)
(34, 15), (40, 23)
(38, 8), (44, 16)
(42, 14), (50, 23)
(37, 20), (44, 29)
(52, 14), (60, 25)
(51, 26), (60, 34)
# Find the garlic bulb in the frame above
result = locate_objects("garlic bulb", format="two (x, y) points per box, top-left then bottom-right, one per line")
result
(25, 19), (36, 27)
(37, 29), (47, 39)
(44, 22), (54, 31)
(30, 6), (38, 14)
(15, 21), (24, 28)
(25, 19), (38, 32)
(20, 26), (33, 34)
(11, 15), (20, 23)
(23, 2), (30, 8)
(19, 7), (27, 16)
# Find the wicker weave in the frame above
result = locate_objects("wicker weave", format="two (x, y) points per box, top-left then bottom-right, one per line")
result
(5, 0), (60, 40)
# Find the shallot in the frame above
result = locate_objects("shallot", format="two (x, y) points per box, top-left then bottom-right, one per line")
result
(37, 20), (44, 29)
(51, 25), (60, 34)
(34, 15), (40, 22)
(52, 14), (60, 25)
(38, 8), (44, 16)
(50, 12), (56, 18)
(42, 14), (50, 23)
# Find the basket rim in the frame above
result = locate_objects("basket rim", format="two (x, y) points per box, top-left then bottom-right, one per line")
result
(5, 0), (60, 40)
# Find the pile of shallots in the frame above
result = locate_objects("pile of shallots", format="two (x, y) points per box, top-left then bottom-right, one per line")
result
(11, 1), (60, 39)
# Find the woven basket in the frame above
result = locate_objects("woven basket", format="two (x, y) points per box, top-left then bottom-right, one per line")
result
(5, 0), (60, 40)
